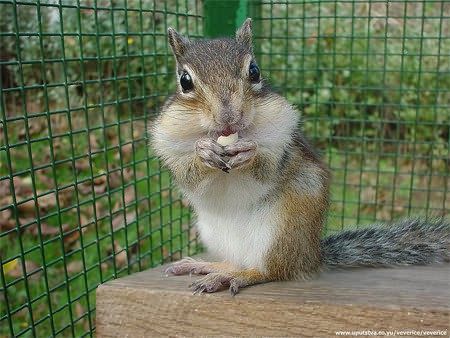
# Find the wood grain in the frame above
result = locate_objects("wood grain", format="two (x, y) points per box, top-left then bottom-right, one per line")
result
(96, 257), (450, 337)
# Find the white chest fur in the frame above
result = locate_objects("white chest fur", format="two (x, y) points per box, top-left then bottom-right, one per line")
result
(184, 172), (276, 272)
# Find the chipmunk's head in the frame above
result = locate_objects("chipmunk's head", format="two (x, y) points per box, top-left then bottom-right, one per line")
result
(167, 18), (264, 138)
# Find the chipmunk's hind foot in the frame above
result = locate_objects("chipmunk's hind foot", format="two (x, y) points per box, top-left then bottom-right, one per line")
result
(190, 269), (271, 296)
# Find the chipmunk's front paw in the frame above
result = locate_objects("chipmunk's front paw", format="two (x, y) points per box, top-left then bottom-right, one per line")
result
(195, 138), (230, 172)
(165, 257), (209, 275)
(223, 140), (257, 170)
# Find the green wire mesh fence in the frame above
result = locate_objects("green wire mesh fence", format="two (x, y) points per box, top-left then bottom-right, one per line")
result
(252, 1), (449, 228)
(1, 0), (448, 336)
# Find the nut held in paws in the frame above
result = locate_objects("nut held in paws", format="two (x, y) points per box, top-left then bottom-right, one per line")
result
(217, 132), (238, 146)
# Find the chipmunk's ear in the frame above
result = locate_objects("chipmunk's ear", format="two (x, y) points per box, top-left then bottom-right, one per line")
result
(167, 28), (189, 59)
(236, 18), (252, 47)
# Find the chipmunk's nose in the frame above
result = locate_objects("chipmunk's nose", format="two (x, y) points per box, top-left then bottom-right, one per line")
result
(220, 101), (243, 125)
(221, 109), (242, 125)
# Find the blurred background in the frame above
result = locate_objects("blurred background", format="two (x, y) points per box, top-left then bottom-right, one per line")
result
(1, 0), (448, 336)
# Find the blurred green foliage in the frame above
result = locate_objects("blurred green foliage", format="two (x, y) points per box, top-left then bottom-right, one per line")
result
(1, 1), (448, 336)
(256, 2), (448, 169)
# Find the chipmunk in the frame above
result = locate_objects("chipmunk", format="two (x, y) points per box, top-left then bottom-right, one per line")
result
(151, 18), (449, 295)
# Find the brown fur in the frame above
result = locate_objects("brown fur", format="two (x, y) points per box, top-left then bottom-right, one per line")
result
(265, 133), (330, 280)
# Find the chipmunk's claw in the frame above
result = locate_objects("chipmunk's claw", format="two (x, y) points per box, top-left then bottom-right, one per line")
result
(195, 138), (231, 171)
(190, 281), (215, 295)
(189, 272), (234, 294)
(230, 281), (240, 296)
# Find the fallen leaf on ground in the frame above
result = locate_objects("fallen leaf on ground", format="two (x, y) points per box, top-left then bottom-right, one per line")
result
(63, 229), (80, 248)
(18, 120), (45, 138)
(2, 258), (18, 275)
(18, 216), (36, 227)
(106, 241), (128, 268)
(58, 185), (75, 206)
(35, 171), (54, 189)
(0, 196), (13, 208)
(101, 262), (109, 272)
(93, 183), (106, 195)
(77, 182), (92, 195)
(130, 240), (140, 254)
(36, 192), (57, 210)
(114, 241), (128, 268)
(5, 259), (42, 280)
(94, 200), (105, 217)
(77, 180), (106, 195)
(78, 214), (91, 233)
(124, 185), (135, 205)
(93, 174), (106, 186)
(16, 191), (58, 215)
(122, 168), (133, 183)
(74, 158), (90, 172)
(75, 302), (89, 331)
(65, 261), (83, 275)
(16, 199), (36, 214)
(115, 143), (133, 163)
(89, 133), (99, 152)
(30, 223), (71, 237)
(0, 180), (11, 197)
(107, 171), (122, 189)
(0, 208), (16, 232)
(111, 211), (137, 231)
(13, 176), (33, 196)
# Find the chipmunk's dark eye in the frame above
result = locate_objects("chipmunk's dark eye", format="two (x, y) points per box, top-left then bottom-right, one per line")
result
(180, 71), (193, 92)
(249, 62), (260, 83)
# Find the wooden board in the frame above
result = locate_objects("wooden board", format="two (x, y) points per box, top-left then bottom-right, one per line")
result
(96, 257), (450, 337)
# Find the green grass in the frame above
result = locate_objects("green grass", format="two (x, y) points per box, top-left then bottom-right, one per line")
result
(0, 116), (196, 336)
(325, 152), (448, 233)
(254, 0), (449, 229)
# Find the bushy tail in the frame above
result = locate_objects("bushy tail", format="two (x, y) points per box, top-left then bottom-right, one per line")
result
(321, 218), (450, 269)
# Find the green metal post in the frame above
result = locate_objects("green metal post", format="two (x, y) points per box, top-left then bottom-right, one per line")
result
(203, 0), (261, 38)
